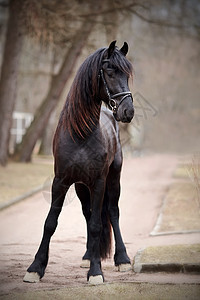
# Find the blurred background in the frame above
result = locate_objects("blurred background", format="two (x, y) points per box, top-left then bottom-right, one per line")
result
(0, 0), (200, 166)
(1, 2), (200, 294)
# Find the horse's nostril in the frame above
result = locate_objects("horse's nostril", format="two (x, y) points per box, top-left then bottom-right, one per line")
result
(124, 108), (134, 119)
(123, 107), (134, 123)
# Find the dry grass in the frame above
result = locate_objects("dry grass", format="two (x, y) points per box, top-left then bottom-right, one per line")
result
(155, 182), (200, 233)
(0, 156), (53, 204)
(187, 153), (200, 210)
(140, 244), (200, 264)
(2, 282), (200, 300)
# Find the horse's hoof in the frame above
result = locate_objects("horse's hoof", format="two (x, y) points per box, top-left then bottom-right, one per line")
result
(80, 259), (90, 268)
(88, 275), (104, 285)
(118, 263), (132, 272)
(23, 271), (40, 283)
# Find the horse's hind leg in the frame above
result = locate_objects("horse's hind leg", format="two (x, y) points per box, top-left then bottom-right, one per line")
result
(75, 183), (91, 268)
(107, 164), (131, 272)
(23, 177), (69, 282)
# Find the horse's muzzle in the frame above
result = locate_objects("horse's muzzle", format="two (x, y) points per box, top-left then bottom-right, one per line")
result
(114, 104), (134, 123)
(124, 106), (134, 122)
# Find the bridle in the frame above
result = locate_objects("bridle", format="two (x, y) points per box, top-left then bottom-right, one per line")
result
(99, 59), (133, 114)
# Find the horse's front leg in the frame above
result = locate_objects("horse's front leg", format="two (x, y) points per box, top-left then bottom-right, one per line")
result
(75, 183), (91, 268)
(87, 178), (105, 285)
(107, 170), (131, 272)
(23, 177), (69, 282)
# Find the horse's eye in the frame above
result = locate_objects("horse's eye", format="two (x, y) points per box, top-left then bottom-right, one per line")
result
(106, 68), (115, 76)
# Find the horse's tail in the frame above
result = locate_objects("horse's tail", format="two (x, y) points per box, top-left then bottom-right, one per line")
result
(100, 188), (112, 259)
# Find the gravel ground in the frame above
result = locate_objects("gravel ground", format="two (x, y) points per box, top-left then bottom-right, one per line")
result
(0, 153), (199, 299)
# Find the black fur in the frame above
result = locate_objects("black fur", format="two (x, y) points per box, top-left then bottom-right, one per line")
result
(25, 41), (134, 282)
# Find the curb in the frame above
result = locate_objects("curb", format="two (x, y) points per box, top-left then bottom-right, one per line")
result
(0, 185), (44, 211)
(133, 262), (200, 274)
(133, 248), (200, 274)
(150, 229), (200, 236)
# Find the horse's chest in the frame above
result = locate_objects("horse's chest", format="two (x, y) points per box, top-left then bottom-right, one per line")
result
(68, 150), (107, 184)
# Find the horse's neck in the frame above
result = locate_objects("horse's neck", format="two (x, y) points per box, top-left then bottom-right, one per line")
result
(70, 104), (102, 141)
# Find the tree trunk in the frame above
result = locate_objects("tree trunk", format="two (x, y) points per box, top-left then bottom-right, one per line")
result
(13, 20), (94, 162)
(0, 0), (24, 166)
(103, 0), (119, 43)
(38, 110), (56, 156)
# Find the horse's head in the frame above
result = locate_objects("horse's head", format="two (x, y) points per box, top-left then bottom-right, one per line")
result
(100, 41), (134, 123)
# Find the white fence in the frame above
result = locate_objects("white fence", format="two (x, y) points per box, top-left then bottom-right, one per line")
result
(10, 111), (33, 151)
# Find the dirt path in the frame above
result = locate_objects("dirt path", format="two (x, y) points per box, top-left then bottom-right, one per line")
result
(0, 154), (199, 297)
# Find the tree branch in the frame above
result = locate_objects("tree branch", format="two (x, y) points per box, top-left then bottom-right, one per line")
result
(0, 1), (8, 7)
(78, 2), (146, 18)
(130, 8), (191, 29)
(78, 2), (192, 30)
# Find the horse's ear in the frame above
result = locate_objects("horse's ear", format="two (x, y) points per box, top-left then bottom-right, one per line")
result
(107, 40), (116, 58)
(120, 42), (128, 56)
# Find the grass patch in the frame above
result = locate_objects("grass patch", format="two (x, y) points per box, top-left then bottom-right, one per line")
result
(140, 244), (200, 264)
(2, 283), (200, 300)
(157, 182), (200, 233)
(173, 164), (190, 179)
(0, 156), (53, 204)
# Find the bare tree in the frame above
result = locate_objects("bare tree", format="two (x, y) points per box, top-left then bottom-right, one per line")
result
(1, 0), (199, 164)
(38, 0), (121, 156)
(0, 0), (24, 166)
(102, 0), (119, 43)
(13, 0), (103, 162)
(0, 0), (99, 164)
(13, 19), (94, 162)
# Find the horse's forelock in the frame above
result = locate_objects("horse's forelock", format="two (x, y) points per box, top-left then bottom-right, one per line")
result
(109, 48), (133, 77)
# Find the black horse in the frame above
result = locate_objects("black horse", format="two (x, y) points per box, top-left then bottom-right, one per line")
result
(24, 41), (134, 284)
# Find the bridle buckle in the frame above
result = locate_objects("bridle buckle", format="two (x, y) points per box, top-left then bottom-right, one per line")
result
(109, 99), (117, 112)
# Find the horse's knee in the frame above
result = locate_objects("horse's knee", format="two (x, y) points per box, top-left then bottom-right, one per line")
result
(52, 177), (69, 208)
(44, 207), (60, 236)
(44, 219), (57, 236)
(89, 221), (102, 238)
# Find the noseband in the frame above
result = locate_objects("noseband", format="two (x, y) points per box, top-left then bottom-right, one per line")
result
(100, 59), (133, 114)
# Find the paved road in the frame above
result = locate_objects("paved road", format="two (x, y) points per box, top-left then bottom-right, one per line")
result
(0, 154), (199, 297)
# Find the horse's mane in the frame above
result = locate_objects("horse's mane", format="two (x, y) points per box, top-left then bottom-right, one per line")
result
(61, 46), (133, 138)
